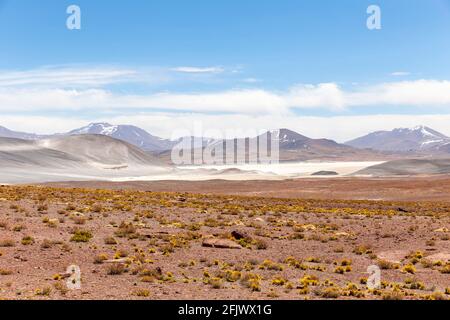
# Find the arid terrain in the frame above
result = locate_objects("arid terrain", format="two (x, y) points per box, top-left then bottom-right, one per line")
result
(0, 179), (449, 300)
(46, 175), (450, 201)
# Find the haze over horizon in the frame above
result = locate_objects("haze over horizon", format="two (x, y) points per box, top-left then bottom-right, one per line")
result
(1, 0), (450, 142)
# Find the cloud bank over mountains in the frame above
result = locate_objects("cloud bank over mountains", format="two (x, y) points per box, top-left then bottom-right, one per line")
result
(1, 66), (450, 113)
(2, 65), (450, 141)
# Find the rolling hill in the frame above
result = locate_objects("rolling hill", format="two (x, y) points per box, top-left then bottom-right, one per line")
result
(38, 134), (165, 168)
(355, 159), (450, 176)
(0, 137), (83, 169)
(0, 135), (171, 183)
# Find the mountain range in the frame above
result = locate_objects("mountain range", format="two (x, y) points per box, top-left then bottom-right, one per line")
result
(3, 123), (450, 182)
(346, 126), (450, 152)
(1, 123), (450, 160)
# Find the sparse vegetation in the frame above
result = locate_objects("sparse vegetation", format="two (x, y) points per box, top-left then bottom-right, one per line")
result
(402, 264), (416, 274)
(70, 230), (93, 243)
(21, 236), (35, 245)
(0, 185), (448, 300)
(107, 263), (126, 275)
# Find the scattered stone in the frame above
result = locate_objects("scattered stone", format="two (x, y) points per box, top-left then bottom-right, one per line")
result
(311, 171), (339, 176)
(377, 250), (408, 264)
(335, 232), (350, 237)
(202, 237), (242, 249)
(103, 258), (129, 264)
(69, 212), (85, 218)
(231, 230), (251, 240)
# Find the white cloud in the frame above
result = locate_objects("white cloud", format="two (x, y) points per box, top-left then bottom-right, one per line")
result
(1, 79), (450, 114)
(287, 83), (346, 111)
(1, 66), (450, 116)
(390, 71), (411, 76)
(2, 66), (450, 143)
(0, 88), (289, 114)
(0, 115), (87, 135)
(171, 66), (225, 74)
(241, 78), (262, 83)
(348, 80), (450, 107)
(0, 66), (140, 87)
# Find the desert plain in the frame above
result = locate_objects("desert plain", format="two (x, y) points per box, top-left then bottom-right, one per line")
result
(0, 176), (449, 300)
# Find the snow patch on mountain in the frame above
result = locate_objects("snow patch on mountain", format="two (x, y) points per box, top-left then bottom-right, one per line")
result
(346, 125), (450, 152)
(68, 123), (175, 152)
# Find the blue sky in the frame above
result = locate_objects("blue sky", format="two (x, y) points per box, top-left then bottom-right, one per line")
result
(1, 0), (450, 140)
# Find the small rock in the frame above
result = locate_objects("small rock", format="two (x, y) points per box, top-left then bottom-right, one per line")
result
(202, 237), (242, 249)
(311, 171), (339, 176)
(231, 230), (251, 240)
(103, 258), (129, 264)
(335, 232), (350, 237)
(302, 224), (317, 231)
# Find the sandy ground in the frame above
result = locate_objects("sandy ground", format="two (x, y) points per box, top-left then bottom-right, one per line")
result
(176, 161), (384, 178)
(0, 183), (449, 300)
(0, 161), (383, 184)
(45, 175), (450, 202)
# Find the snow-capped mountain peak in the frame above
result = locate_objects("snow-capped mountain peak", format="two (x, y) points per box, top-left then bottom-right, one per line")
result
(394, 125), (446, 138)
(347, 125), (450, 152)
(68, 123), (175, 151)
(71, 123), (119, 135)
